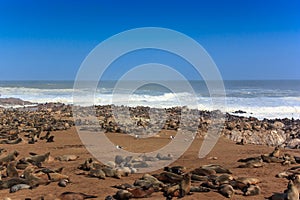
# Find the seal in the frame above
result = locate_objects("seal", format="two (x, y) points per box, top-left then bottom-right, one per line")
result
(55, 155), (79, 162)
(88, 168), (106, 179)
(287, 180), (299, 200)
(25, 152), (51, 164)
(218, 184), (234, 198)
(179, 173), (191, 197)
(46, 135), (54, 143)
(58, 192), (97, 200)
(243, 184), (261, 196)
(238, 160), (264, 168)
(6, 161), (19, 177)
(114, 189), (132, 200)
(0, 150), (19, 164)
(269, 146), (280, 158)
(58, 179), (70, 187)
(40, 131), (50, 140)
(191, 167), (216, 176)
(0, 177), (29, 189)
(190, 186), (210, 193)
(9, 184), (31, 193)
(236, 177), (261, 185)
(47, 171), (69, 182)
(153, 172), (183, 184)
(0, 148), (7, 155)
(0, 138), (22, 144)
(214, 174), (234, 185)
(201, 164), (232, 174)
(127, 186), (155, 198)
(163, 184), (180, 200)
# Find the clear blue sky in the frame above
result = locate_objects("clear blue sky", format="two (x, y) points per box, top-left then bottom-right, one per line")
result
(0, 0), (299, 80)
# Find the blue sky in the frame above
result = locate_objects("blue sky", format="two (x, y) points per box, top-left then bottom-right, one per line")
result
(0, 0), (299, 80)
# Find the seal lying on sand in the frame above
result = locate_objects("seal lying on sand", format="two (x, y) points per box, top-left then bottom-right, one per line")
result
(218, 184), (234, 198)
(58, 192), (97, 200)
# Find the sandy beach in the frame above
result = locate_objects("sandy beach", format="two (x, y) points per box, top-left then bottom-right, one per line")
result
(0, 103), (300, 200)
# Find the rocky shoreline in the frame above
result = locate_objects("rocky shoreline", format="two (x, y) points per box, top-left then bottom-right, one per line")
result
(0, 103), (299, 149)
(0, 97), (34, 107)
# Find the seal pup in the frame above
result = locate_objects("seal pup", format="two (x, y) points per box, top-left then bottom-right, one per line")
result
(58, 192), (97, 200)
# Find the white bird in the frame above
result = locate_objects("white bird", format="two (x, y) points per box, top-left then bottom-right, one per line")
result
(170, 136), (175, 139)
(116, 145), (123, 149)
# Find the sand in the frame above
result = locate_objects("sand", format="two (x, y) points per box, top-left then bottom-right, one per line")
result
(1, 126), (299, 200)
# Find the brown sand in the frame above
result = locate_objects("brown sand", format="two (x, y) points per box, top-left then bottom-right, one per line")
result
(1, 127), (299, 200)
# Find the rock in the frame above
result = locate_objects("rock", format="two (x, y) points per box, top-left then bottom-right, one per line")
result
(132, 161), (149, 168)
(286, 139), (300, 149)
(115, 155), (124, 165)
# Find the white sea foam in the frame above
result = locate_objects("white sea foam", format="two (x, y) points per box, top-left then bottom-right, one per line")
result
(1, 85), (300, 120)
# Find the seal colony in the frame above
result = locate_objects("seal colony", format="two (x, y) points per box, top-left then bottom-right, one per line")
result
(0, 102), (299, 199)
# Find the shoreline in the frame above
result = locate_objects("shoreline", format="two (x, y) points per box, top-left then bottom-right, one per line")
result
(0, 101), (299, 149)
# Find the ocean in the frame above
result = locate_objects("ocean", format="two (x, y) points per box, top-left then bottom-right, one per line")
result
(0, 80), (299, 120)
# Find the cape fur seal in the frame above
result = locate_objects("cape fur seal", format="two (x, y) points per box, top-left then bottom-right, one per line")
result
(287, 180), (299, 200)
(6, 161), (19, 177)
(218, 184), (234, 198)
(0, 150), (19, 164)
(58, 192), (97, 200)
